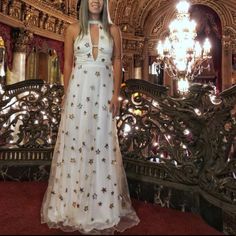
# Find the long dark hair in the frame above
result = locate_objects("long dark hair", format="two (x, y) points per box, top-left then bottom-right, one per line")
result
(78, 0), (112, 38)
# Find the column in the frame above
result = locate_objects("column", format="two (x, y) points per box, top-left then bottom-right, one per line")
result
(222, 34), (232, 90)
(142, 38), (149, 81)
(134, 54), (142, 79)
(7, 28), (33, 85)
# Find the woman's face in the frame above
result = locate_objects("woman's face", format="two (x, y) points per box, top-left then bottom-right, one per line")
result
(88, 0), (104, 15)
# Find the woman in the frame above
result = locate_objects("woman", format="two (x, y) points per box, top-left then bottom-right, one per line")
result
(41, 0), (140, 234)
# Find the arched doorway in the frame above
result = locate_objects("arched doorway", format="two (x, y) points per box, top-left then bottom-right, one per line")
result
(189, 4), (222, 92)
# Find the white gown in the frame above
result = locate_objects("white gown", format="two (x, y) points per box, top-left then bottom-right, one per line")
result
(41, 21), (140, 234)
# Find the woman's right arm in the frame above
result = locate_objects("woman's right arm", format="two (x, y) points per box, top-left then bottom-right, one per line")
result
(63, 24), (75, 93)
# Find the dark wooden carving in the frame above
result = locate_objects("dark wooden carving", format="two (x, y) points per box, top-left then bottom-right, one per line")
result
(0, 79), (235, 232)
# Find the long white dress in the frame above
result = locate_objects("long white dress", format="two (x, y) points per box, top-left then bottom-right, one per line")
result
(41, 21), (140, 234)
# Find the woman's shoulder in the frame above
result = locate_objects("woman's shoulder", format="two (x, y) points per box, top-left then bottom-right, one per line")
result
(68, 22), (80, 31)
(65, 22), (80, 39)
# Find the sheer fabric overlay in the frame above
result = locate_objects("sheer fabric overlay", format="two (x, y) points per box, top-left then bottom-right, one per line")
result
(41, 21), (140, 234)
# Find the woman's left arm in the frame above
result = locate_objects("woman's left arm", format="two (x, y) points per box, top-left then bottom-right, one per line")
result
(110, 25), (122, 118)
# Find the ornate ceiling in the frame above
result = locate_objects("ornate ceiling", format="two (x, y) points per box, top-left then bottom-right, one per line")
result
(0, 0), (236, 54)
(110, 0), (236, 35)
(110, 0), (236, 52)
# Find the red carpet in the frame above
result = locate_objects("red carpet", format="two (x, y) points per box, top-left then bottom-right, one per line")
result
(0, 182), (223, 235)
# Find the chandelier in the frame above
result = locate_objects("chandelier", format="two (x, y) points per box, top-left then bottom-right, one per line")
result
(156, 1), (212, 93)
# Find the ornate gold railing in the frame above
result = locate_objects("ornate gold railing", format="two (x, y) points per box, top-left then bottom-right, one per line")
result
(0, 79), (235, 233)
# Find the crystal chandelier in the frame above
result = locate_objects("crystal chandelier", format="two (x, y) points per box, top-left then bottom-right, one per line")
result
(156, 0), (212, 93)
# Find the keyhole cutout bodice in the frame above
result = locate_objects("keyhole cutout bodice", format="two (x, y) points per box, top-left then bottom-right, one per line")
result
(89, 21), (100, 61)
(73, 20), (113, 66)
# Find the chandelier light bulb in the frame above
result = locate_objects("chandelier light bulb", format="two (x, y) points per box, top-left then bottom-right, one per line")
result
(163, 38), (171, 54)
(176, 1), (190, 14)
(169, 19), (178, 33)
(157, 41), (163, 56)
(190, 20), (197, 32)
(195, 42), (202, 58)
(203, 38), (211, 55)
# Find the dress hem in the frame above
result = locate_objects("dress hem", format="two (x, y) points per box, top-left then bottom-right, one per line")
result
(41, 215), (140, 235)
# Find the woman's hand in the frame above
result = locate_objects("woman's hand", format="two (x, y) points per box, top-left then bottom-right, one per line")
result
(109, 95), (120, 118)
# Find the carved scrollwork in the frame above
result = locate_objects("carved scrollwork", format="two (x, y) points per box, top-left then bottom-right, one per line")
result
(12, 28), (34, 53)
(118, 79), (236, 208)
(0, 79), (64, 148)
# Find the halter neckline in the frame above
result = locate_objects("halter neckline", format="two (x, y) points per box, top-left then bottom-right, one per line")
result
(88, 20), (102, 25)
